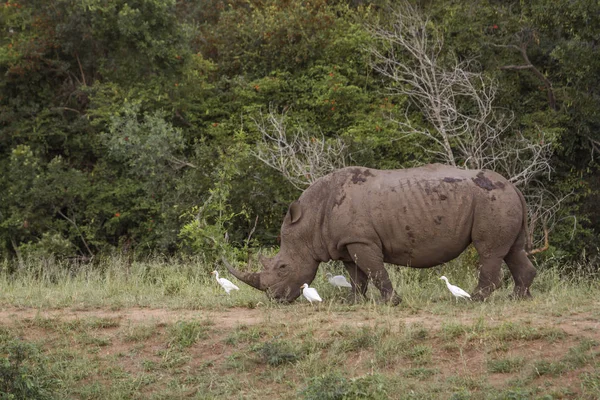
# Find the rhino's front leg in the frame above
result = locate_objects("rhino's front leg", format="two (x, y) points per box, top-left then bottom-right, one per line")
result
(343, 261), (368, 303)
(347, 244), (401, 305)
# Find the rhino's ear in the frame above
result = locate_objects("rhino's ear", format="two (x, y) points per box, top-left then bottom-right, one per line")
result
(288, 201), (303, 224)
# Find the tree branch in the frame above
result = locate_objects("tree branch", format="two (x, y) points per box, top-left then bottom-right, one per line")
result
(57, 210), (94, 259)
(494, 35), (557, 110)
(75, 52), (87, 87)
(500, 65), (534, 71)
(252, 109), (348, 190)
(369, 2), (562, 248)
(168, 156), (198, 170)
(51, 107), (82, 115)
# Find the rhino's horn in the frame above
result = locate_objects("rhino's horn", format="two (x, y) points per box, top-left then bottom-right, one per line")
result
(221, 256), (265, 290)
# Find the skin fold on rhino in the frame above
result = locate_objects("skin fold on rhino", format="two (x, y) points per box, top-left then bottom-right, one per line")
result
(225, 164), (537, 304)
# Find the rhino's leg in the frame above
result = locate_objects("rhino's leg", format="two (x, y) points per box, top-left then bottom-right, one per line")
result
(504, 248), (536, 298)
(470, 205), (521, 301)
(346, 244), (401, 305)
(471, 256), (503, 301)
(343, 261), (368, 302)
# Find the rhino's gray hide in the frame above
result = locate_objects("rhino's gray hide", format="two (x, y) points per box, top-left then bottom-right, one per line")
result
(227, 164), (536, 304)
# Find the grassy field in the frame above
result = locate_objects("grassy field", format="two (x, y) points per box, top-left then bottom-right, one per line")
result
(1, 256), (599, 399)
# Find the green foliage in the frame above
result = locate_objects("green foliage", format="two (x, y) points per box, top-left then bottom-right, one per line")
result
(582, 370), (600, 397)
(0, 339), (56, 400)
(254, 340), (301, 366)
(1, 0), (600, 266)
(178, 146), (254, 265)
(167, 320), (211, 348)
(300, 373), (388, 400)
(487, 357), (525, 373)
(103, 104), (186, 176)
(531, 359), (566, 377)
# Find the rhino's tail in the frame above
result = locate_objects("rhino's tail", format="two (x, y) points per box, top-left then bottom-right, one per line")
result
(515, 187), (532, 252)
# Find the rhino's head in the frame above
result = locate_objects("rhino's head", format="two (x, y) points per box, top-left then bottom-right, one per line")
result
(223, 201), (320, 302)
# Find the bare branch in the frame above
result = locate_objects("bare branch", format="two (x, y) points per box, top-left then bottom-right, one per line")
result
(57, 210), (94, 259)
(51, 107), (82, 114)
(168, 156), (198, 170)
(252, 109), (348, 190)
(368, 2), (564, 246)
(10, 238), (24, 268)
(75, 52), (87, 87)
(493, 33), (557, 111)
(585, 135), (600, 161)
(500, 64), (534, 71)
(246, 216), (259, 246)
(524, 187), (574, 251)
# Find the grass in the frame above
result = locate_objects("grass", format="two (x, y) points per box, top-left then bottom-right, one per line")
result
(487, 356), (526, 373)
(168, 319), (213, 348)
(0, 255), (599, 398)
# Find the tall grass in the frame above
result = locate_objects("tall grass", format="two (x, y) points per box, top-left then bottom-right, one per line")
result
(0, 254), (598, 314)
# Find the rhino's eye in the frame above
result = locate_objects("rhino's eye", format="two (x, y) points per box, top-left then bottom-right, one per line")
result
(277, 264), (289, 276)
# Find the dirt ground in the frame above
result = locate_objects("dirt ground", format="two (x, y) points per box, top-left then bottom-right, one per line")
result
(1, 305), (599, 398)
(1, 305), (599, 338)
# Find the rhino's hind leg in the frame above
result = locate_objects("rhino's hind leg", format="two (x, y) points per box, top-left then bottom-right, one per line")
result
(504, 248), (536, 299)
(346, 244), (401, 305)
(471, 256), (504, 301)
(343, 261), (368, 303)
(470, 202), (521, 301)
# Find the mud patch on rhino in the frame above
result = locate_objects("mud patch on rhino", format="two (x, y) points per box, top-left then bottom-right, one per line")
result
(434, 216), (444, 225)
(350, 168), (374, 184)
(443, 177), (464, 183)
(472, 171), (497, 191)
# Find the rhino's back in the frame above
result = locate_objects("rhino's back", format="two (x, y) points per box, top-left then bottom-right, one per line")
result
(311, 165), (522, 267)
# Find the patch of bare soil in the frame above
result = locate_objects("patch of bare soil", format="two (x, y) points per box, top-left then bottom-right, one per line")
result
(1, 305), (599, 397)
(2, 305), (597, 338)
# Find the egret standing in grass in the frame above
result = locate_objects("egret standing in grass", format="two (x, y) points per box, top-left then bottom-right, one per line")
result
(212, 270), (240, 295)
(325, 272), (352, 289)
(300, 283), (322, 304)
(439, 276), (471, 302)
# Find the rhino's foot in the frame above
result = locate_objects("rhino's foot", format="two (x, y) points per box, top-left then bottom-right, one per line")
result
(470, 292), (488, 302)
(383, 292), (402, 306)
(509, 288), (533, 300)
(343, 292), (366, 305)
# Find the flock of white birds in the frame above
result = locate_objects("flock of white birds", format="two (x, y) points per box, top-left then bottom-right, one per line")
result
(211, 269), (471, 304)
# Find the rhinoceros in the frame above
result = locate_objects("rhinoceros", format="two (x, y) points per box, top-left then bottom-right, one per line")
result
(225, 164), (537, 304)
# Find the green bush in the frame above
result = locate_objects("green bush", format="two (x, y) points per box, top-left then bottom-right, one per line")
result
(0, 339), (57, 400)
(300, 373), (388, 400)
(254, 340), (301, 366)
(167, 320), (211, 348)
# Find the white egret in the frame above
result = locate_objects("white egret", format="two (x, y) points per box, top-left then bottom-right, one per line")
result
(439, 276), (471, 301)
(300, 283), (322, 304)
(211, 270), (239, 294)
(325, 272), (352, 289)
